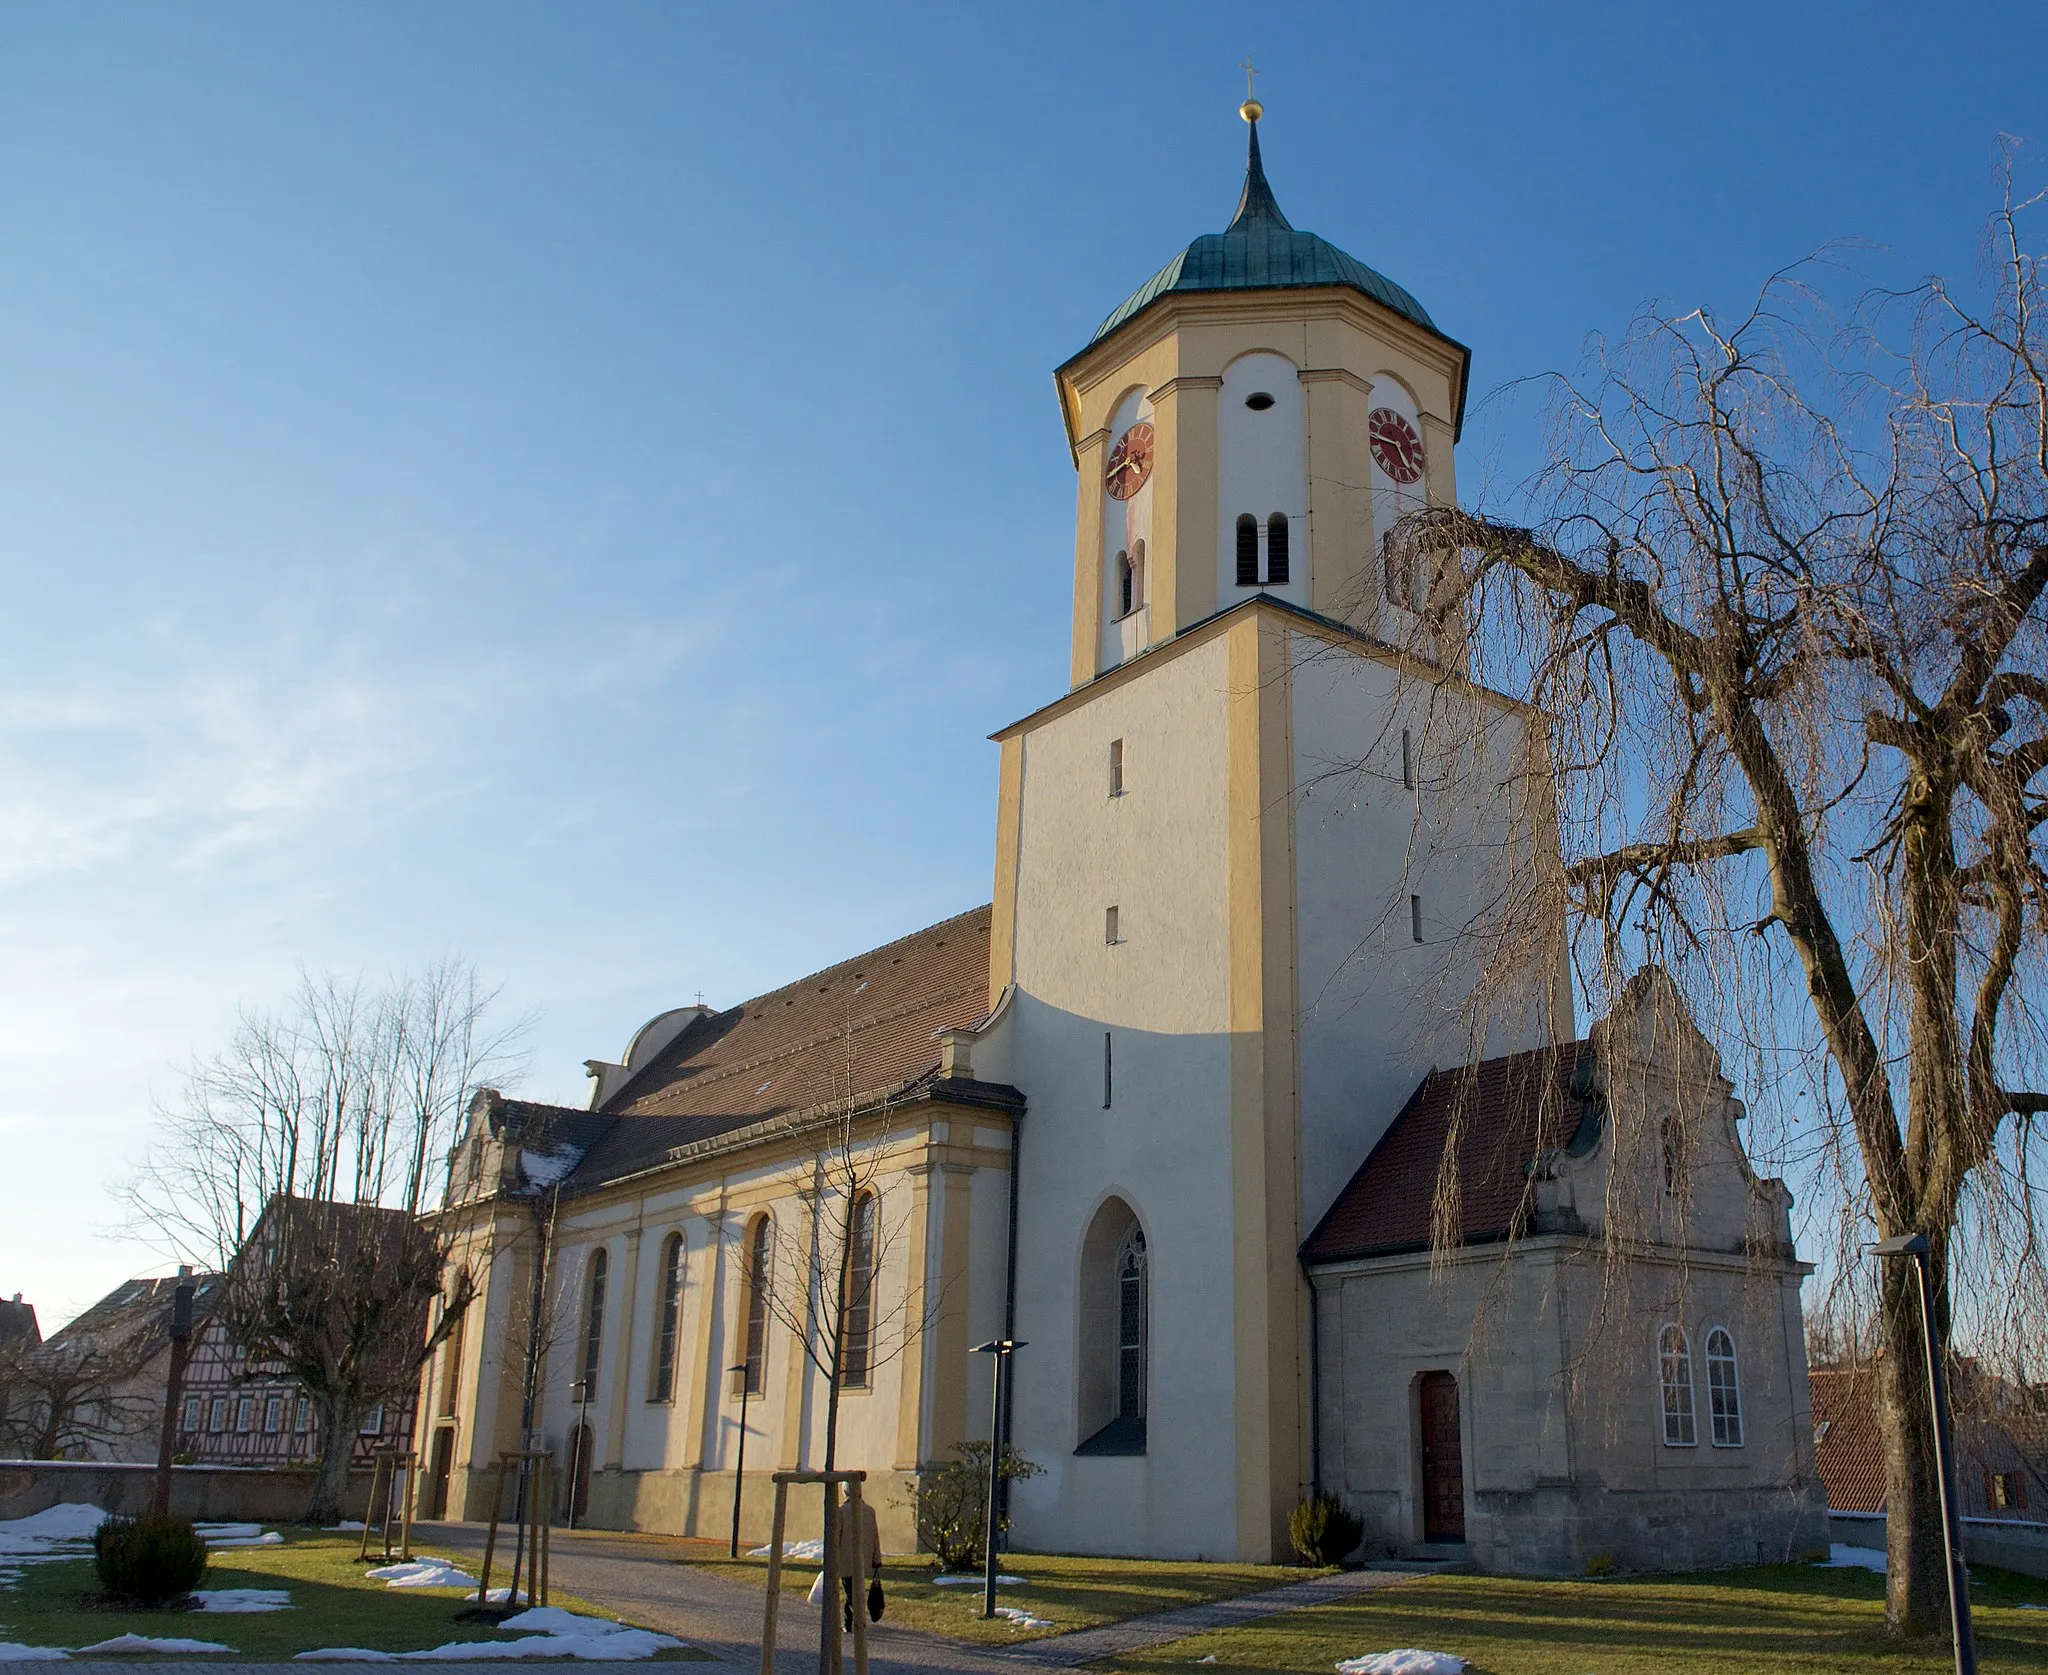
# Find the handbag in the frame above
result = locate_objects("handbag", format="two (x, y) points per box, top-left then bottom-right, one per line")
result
(867, 1576), (885, 1622)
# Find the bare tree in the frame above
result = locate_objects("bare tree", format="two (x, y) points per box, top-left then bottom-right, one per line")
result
(1367, 154), (2048, 1633)
(755, 1031), (944, 1472)
(122, 958), (527, 1522)
(0, 1336), (153, 1460)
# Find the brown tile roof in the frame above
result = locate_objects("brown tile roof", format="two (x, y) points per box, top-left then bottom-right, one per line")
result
(1809, 1367), (1886, 1513)
(1301, 1040), (1595, 1264)
(559, 906), (995, 1191)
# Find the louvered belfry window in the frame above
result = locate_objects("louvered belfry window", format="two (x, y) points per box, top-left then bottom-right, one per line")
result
(1266, 514), (1289, 584)
(1235, 515), (1259, 586)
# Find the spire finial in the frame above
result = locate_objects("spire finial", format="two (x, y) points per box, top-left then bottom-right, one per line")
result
(1227, 69), (1291, 233)
(1238, 58), (1262, 123)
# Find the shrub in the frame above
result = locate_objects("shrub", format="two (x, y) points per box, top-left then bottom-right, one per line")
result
(92, 1515), (209, 1606)
(913, 1443), (1044, 1572)
(1287, 1491), (1363, 1566)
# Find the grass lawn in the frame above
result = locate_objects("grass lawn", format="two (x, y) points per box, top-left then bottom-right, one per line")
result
(684, 1551), (1325, 1646)
(0, 1530), (706, 1661)
(1082, 1562), (2048, 1674)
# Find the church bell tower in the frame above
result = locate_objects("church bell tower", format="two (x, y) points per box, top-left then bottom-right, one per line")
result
(976, 99), (1555, 1566)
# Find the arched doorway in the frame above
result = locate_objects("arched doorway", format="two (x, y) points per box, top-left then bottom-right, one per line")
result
(1418, 1371), (1466, 1543)
(424, 1426), (454, 1520)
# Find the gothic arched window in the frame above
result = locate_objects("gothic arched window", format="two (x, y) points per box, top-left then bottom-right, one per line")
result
(1706, 1327), (1743, 1447)
(736, 1215), (771, 1396)
(1658, 1324), (1696, 1446)
(1265, 514), (1289, 586)
(1115, 1225), (1147, 1422)
(580, 1247), (608, 1399)
(1076, 1198), (1148, 1454)
(651, 1232), (685, 1402)
(1235, 515), (1259, 587)
(1116, 550), (1134, 619)
(839, 1191), (877, 1389)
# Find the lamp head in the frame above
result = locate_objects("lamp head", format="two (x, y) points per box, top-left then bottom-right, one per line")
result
(1869, 1233), (1931, 1258)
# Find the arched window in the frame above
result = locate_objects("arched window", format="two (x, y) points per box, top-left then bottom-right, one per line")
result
(838, 1192), (877, 1389)
(1235, 514), (1259, 587)
(1116, 550), (1134, 618)
(737, 1215), (771, 1396)
(1130, 539), (1145, 613)
(1116, 1225), (1147, 1422)
(1658, 1324), (1696, 1446)
(1705, 1328), (1743, 1446)
(1265, 514), (1289, 586)
(1076, 1198), (1147, 1454)
(651, 1233), (685, 1402)
(580, 1247), (608, 1398)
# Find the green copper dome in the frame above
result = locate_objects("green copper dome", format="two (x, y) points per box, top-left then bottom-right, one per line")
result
(1088, 120), (1439, 347)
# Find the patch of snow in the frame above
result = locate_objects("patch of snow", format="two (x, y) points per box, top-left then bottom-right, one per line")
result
(0, 1642), (68, 1660)
(0, 1505), (109, 1546)
(1197, 1658), (1217, 1665)
(74, 1635), (235, 1655)
(367, 1558), (481, 1589)
(748, 1538), (824, 1560)
(931, 1573), (1026, 1586)
(990, 1606), (1053, 1629)
(1818, 1544), (1887, 1574)
(521, 1146), (582, 1188)
(195, 1522), (284, 1548)
(192, 1586), (293, 1612)
(498, 1609), (631, 1637)
(327, 1521), (368, 1532)
(1335, 1655), (1468, 1675)
(295, 1650), (397, 1662)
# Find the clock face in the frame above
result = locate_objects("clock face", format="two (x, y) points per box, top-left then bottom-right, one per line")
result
(1104, 421), (1156, 501)
(1368, 408), (1426, 485)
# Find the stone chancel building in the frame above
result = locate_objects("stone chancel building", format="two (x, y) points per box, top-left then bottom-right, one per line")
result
(423, 108), (1827, 1572)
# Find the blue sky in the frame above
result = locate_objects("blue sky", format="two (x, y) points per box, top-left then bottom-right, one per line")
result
(2, 0), (2043, 1328)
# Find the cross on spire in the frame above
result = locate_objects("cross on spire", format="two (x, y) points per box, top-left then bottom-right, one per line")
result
(1238, 58), (1264, 123)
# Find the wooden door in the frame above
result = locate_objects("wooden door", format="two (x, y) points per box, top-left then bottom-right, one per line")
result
(1419, 1371), (1466, 1543)
(425, 1427), (454, 1520)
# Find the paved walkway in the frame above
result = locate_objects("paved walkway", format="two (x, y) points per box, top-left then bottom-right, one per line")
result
(0, 1527), (1451, 1674)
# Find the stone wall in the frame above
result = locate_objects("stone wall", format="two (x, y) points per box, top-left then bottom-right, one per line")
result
(0, 1459), (376, 1525)
(1830, 1509), (2048, 1581)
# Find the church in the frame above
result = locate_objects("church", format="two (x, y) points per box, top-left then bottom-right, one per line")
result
(421, 104), (1828, 1575)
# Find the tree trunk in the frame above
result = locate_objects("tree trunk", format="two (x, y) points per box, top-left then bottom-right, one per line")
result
(1877, 1258), (1950, 1637)
(303, 1403), (357, 1527)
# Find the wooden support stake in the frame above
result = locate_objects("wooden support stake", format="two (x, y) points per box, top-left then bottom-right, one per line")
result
(759, 1477), (788, 1675)
(477, 1458), (508, 1604)
(846, 1477), (869, 1675)
(396, 1450), (416, 1563)
(357, 1450), (394, 1562)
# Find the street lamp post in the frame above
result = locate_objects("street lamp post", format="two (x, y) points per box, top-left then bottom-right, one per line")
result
(1871, 1232), (1975, 1675)
(727, 1363), (753, 1559)
(566, 1378), (593, 1531)
(970, 1339), (1025, 1622)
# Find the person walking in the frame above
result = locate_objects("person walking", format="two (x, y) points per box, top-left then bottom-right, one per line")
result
(834, 1492), (884, 1632)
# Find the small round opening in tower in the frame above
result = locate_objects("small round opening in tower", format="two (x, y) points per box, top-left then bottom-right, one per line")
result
(1244, 391), (1275, 411)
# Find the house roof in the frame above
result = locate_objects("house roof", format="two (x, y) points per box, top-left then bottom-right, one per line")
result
(1301, 1041), (1596, 1264)
(0, 1296), (39, 1349)
(1808, 1368), (1887, 1514)
(479, 906), (1002, 1197)
(42, 1272), (223, 1362)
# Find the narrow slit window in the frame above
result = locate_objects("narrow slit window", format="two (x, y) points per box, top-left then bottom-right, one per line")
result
(1115, 550), (1133, 619)
(1402, 728), (1414, 789)
(1105, 904), (1120, 944)
(1109, 738), (1124, 796)
(1410, 894), (1424, 943)
(1235, 514), (1259, 586)
(1130, 539), (1145, 612)
(1266, 513), (1289, 585)
(1103, 1031), (1113, 1109)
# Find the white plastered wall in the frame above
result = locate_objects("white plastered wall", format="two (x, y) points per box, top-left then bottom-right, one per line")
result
(1217, 352), (1307, 611)
(1288, 631), (1557, 1230)
(993, 632), (1242, 1559)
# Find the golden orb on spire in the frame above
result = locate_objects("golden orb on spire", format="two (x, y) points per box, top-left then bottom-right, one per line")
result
(1240, 97), (1262, 122)
(1239, 57), (1262, 122)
